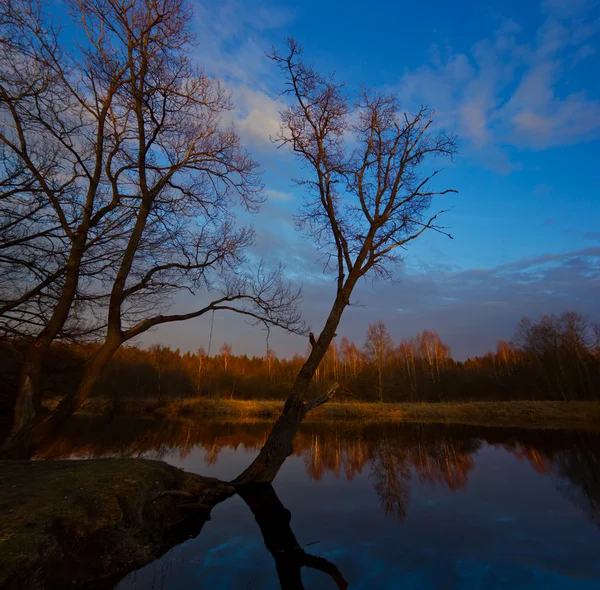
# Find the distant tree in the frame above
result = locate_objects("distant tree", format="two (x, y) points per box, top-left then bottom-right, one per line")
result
(416, 329), (450, 386)
(514, 312), (597, 400)
(233, 38), (457, 485)
(494, 339), (519, 378)
(220, 343), (232, 371)
(265, 347), (276, 384)
(149, 344), (170, 398)
(397, 337), (419, 401)
(195, 346), (207, 395)
(364, 321), (394, 401)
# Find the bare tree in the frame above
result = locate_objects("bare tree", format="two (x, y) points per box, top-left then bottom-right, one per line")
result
(149, 344), (170, 398)
(340, 336), (363, 383)
(266, 346), (276, 384)
(1, 1), (304, 458)
(514, 312), (597, 400)
(0, 0), (132, 433)
(195, 345), (206, 395)
(233, 38), (457, 485)
(219, 342), (232, 371)
(364, 320), (393, 401)
(416, 329), (450, 386)
(397, 337), (419, 401)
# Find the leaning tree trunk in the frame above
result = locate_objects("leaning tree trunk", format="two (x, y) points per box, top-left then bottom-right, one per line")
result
(8, 235), (88, 446)
(232, 388), (310, 485)
(232, 289), (350, 486)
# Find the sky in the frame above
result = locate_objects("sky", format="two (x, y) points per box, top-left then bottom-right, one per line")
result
(140, 0), (600, 360)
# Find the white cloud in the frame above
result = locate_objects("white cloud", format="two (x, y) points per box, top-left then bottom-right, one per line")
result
(265, 189), (293, 201)
(397, 1), (600, 162)
(192, 0), (292, 85)
(229, 85), (282, 148)
(190, 0), (291, 149)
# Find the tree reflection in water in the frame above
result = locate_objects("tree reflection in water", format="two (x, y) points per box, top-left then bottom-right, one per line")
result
(38, 416), (600, 556)
(240, 485), (348, 589)
(555, 439), (600, 527)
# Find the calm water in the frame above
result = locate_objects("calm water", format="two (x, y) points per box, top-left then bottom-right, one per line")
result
(41, 418), (600, 589)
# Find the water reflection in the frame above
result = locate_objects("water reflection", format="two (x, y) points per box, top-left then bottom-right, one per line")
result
(240, 485), (348, 589)
(555, 440), (600, 526)
(38, 417), (600, 531)
(35, 417), (600, 588)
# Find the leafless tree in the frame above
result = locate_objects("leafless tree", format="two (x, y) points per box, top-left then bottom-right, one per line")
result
(514, 312), (597, 400)
(0, 0), (135, 435)
(195, 345), (206, 395)
(233, 38), (457, 485)
(1, 2), (304, 458)
(364, 320), (394, 401)
(416, 329), (451, 386)
(219, 342), (232, 371)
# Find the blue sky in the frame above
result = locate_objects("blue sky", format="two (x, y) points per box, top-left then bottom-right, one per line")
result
(134, 0), (600, 359)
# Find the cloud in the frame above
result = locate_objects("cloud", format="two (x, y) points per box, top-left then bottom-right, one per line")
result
(190, 0), (290, 149)
(572, 43), (596, 64)
(566, 229), (600, 242)
(265, 189), (293, 201)
(229, 85), (282, 148)
(133, 0), (600, 361)
(283, 246), (600, 360)
(541, 0), (595, 18)
(397, 1), (600, 163)
(504, 61), (600, 148)
(193, 0), (292, 85)
(140, 244), (600, 361)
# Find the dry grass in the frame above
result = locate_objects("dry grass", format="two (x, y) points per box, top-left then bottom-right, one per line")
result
(69, 397), (600, 431)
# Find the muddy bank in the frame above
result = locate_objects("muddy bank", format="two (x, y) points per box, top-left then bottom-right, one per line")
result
(0, 458), (233, 589)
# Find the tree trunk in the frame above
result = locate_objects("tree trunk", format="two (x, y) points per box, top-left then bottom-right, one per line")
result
(1, 334), (123, 459)
(232, 391), (309, 485)
(233, 288), (351, 486)
(9, 236), (88, 443)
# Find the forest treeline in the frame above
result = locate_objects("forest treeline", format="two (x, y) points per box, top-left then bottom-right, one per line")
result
(1, 310), (598, 412)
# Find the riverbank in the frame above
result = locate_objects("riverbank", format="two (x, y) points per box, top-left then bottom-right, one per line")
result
(0, 459), (233, 589)
(67, 397), (600, 431)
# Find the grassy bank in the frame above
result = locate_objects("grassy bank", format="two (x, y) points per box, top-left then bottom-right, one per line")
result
(70, 397), (600, 431)
(0, 459), (233, 589)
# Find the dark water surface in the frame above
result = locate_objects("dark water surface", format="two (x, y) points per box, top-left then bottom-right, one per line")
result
(42, 418), (600, 589)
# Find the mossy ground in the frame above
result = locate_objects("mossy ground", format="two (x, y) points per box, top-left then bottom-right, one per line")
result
(0, 458), (230, 589)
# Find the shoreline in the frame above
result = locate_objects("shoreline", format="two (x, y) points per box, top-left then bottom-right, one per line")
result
(0, 459), (233, 589)
(3, 400), (599, 586)
(61, 397), (600, 431)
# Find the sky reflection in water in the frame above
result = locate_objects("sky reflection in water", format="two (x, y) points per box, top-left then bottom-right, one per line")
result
(44, 419), (600, 589)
